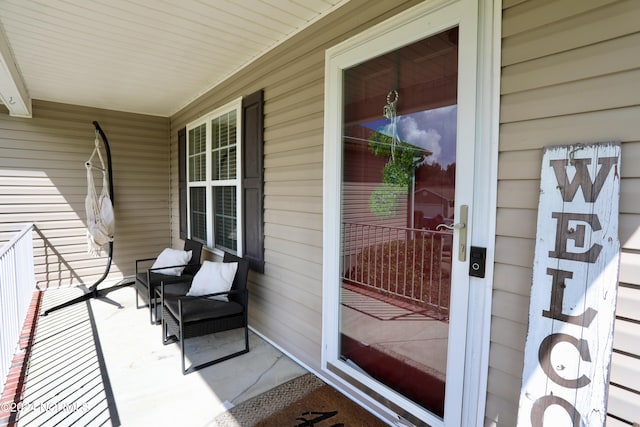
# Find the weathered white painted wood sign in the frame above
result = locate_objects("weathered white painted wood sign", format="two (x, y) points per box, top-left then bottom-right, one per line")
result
(518, 142), (621, 427)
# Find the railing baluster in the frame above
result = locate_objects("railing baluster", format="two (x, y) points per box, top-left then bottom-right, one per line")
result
(0, 224), (36, 397)
(341, 221), (451, 316)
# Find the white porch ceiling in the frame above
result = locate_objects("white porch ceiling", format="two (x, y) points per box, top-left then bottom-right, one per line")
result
(0, 0), (347, 117)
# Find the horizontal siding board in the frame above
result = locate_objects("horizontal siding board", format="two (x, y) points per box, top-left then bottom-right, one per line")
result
(264, 195), (321, 214)
(0, 128), (168, 152)
(620, 178), (640, 214)
(489, 342), (525, 379)
(258, 265), (322, 300)
(494, 236), (535, 268)
(263, 114), (324, 142)
(484, 393), (518, 427)
(265, 95), (324, 127)
(487, 367), (521, 406)
(265, 162), (322, 182)
(496, 180), (539, 209)
(616, 285), (640, 321)
(619, 252), (640, 286)
(502, 0), (640, 66)
(490, 316), (528, 353)
(500, 69), (640, 123)
(610, 352), (640, 392)
(605, 417), (634, 427)
(495, 208), (537, 239)
(249, 301), (321, 370)
(264, 210), (322, 231)
(264, 145), (323, 169)
(250, 290), (321, 342)
(502, 0), (618, 38)
(263, 128), (323, 155)
(620, 214), (640, 251)
(613, 318), (640, 356)
(267, 74), (324, 108)
(502, 0), (528, 7)
(264, 180), (322, 197)
(497, 149), (542, 180)
(621, 141), (640, 178)
(264, 248), (322, 282)
(492, 263), (532, 297)
(607, 384), (640, 425)
(266, 84), (324, 122)
(491, 290), (529, 325)
(500, 107), (640, 152)
(501, 31), (640, 95)
(264, 236), (323, 264)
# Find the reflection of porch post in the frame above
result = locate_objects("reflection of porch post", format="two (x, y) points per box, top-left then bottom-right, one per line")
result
(409, 175), (416, 229)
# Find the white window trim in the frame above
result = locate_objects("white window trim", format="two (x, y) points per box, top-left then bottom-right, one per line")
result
(321, 0), (500, 426)
(186, 97), (243, 256)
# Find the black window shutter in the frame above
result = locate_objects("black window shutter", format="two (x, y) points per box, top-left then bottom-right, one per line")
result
(178, 127), (187, 240)
(242, 90), (265, 273)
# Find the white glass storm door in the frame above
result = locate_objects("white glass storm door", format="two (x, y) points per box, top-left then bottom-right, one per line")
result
(323, 1), (487, 426)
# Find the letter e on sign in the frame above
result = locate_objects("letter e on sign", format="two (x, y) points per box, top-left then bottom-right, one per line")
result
(517, 142), (621, 427)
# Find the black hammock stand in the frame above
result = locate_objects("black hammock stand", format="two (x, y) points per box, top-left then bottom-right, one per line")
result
(43, 121), (134, 316)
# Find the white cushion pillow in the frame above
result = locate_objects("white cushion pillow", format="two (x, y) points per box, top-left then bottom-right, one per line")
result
(150, 248), (192, 276)
(187, 260), (238, 301)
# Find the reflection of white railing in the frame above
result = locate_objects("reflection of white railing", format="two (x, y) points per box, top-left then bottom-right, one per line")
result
(0, 224), (36, 396)
(342, 222), (452, 314)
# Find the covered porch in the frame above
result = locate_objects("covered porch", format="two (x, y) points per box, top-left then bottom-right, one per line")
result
(1, 283), (308, 426)
(0, 1), (351, 423)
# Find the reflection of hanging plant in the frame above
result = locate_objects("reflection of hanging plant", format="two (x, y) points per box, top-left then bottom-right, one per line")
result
(369, 131), (430, 187)
(368, 131), (431, 217)
(369, 183), (406, 218)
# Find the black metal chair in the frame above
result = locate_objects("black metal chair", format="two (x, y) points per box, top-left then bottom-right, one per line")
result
(134, 239), (203, 324)
(161, 251), (250, 374)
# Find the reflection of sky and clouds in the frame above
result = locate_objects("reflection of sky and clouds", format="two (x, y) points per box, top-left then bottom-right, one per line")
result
(365, 105), (457, 168)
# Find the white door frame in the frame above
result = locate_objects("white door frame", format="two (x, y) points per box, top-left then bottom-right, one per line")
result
(321, 0), (501, 425)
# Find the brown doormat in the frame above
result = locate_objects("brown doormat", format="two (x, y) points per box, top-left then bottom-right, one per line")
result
(213, 373), (387, 426)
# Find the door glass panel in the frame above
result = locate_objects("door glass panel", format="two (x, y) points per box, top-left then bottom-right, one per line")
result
(339, 27), (458, 418)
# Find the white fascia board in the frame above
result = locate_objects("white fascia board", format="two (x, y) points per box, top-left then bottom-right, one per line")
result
(0, 26), (31, 118)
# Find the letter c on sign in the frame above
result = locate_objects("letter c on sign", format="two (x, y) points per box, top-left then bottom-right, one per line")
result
(531, 395), (582, 427)
(539, 333), (591, 388)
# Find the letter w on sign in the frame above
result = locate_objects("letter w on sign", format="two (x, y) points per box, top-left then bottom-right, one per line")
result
(518, 142), (621, 427)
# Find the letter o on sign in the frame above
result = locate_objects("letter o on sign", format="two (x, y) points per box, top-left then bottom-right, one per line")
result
(531, 395), (582, 426)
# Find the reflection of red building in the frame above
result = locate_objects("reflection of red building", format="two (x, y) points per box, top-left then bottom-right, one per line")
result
(342, 126), (387, 184)
(414, 186), (454, 229)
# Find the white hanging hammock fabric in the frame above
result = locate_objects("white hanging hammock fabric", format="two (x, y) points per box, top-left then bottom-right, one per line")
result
(85, 134), (115, 256)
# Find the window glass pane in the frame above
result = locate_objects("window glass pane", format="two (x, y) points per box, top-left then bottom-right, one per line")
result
(213, 186), (237, 253)
(188, 104), (240, 249)
(339, 28), (458, 418)
(188, 124), (206, 182)
(212, 111), (237, 181)
(189, 187), (207, 243)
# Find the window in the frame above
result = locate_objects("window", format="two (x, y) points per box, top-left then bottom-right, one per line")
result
(186, 99), (242, 254)
(180, 90), (264, 272)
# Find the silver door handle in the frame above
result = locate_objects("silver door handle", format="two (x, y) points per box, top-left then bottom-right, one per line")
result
(457, 205), (468, 261)
(436, 205), (468, 261)
(436, 222), (465, 231)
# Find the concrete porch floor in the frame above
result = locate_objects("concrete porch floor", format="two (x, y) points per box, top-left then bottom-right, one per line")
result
(12, 285), (308, 426)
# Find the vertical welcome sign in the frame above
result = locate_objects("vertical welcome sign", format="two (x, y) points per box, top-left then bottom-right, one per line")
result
(518, 142), (621, 426)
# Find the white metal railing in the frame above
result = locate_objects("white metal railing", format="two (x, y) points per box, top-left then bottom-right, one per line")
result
(0, 224), (36, 397)
(342, 222), (452, 315)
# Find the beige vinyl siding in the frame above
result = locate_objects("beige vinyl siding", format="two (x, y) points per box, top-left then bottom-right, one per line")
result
(487, 1), (640, 426)
(0, 100), (170, 289)
(170, 0), (422, 370)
